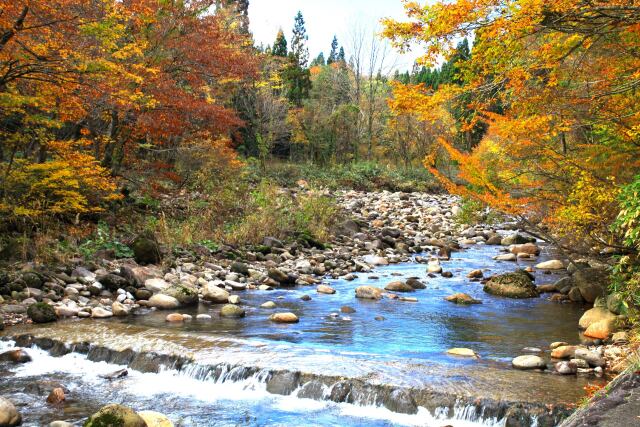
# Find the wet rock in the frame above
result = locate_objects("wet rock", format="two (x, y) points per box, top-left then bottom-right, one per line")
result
(568, 287), (585, 303)
(579, 307), (617, 330)
(96, 273), (129, 292)
(573, 268), (608, 303)
(196, 314), (212, 321)
(467, 269), (483, 279)
(138, 411), (174, 427)
(551, 345), (578, 359)
(0, 397), (21, 426)
(483, 271), (538, 299)
(148, 294), (180, 310)
(584, 318), (618, 340)
(509, 243), (540, 256)
(112, 302), (129, 317)
(0, 348), (31, 364)
(384, 281), (414, 293)
(375, 316), (385, 321)
(427, 259), (442, 274)
(501, 234), (534, 245)
(267, 371), (300, 395)
(494, 253), (517, 262)
(261, 301), (277, 309)
(355, 286), (383, 300)
(512, 355), (546, 370)
(165, 313), (184, 322)
(317, 285), (336, 295)
(446, 348), (478, 358)
(46, 387), (66, 404)
(100, 369), (128, 380)
(130, 232), (161, 265)
(220, 304), (246, 319)
(84, 404), (146, 427)
(537, 284), (557, 293)
(383, 389), (418, 415)
(91, 307), (113, 319)
(27, 302), (57, 323)
(574, 348), (605, 367)
(406, 278), (426, 289)
(300, 295), (312, 301)
(202, 282), (230, 304)
(267, 268), (294, 285)
(555, 361), (577, 375)
(162, 283), (198, 306)
(535, 260), (565, 270)
(523, 347), (542, 353)
(341, 306), (356, 314)
(445, 293), (482, 305)
(550, 342), (569, 350)
(486, 235), (502, 245)
(441, 271), (453, 278)
(270, 312), (299, 323)
(362, 255), (389, 266)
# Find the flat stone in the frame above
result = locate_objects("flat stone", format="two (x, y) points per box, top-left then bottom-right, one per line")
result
(317, 285), (336, 295)
(355, 286), (384, 300)
(535, 260), (565, 270)
(447, 348), (478, 357)
(384, 281), (414, 293)
(91, 307), (113, 319)
(148, 294), (180, 310)
(270, 312), (299, 324)
(512, 355), (546, 370)
(445, 293), (482, 305)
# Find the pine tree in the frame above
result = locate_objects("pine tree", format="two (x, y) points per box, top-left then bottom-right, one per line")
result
(311, 52), (326, 67)
(327, 35), (339, 64)
(291, 11), (309, 68)
(272, 29), (288, 57)
(338, 47), (346, 64)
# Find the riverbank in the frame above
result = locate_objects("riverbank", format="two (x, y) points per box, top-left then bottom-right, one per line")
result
(0, 190), (636, 426)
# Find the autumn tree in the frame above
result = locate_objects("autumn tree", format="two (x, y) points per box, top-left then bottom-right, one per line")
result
(384, 0), (640, 250)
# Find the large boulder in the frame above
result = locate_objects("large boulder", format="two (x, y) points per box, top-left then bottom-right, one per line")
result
(84, 404), (146, 427)
(161, 283), (198, 306)
(0, 349), (31, 364)
(96, 273), (130, 292)
(355, 286), (383, 300)
(501, 234), (534, 246)
(607, 293), (628, 315)
(27, 302), (57, 323)
(584, 318), (619, 340)
(130, 232), (161, 265)
(202, 282), (230, 304)
(0, 397), (21, 426)
(483, 271), (539, 299)
(578, 307), (617, 330)
(509, 243), (540, 256)
(573, 268), (608, 303)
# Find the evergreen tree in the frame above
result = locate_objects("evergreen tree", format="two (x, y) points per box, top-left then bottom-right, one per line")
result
(311, 52), (326, 67)
(338, 47), (346, 64)
(291, 11), (309, 68)
(272, 29), (288, 57)
(327, 36), (339, 64)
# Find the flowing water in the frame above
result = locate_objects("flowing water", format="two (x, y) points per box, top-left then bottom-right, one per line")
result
(0, 244), (603, 426)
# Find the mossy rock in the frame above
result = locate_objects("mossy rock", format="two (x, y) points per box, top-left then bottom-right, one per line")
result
(21, 271), (43, 289)
(161, 283), (198, 306)
(84, 404), (146, 427)
(130, 232), (161, 265)
(27, 302), (57, 324)
(483, 270), (539, 299)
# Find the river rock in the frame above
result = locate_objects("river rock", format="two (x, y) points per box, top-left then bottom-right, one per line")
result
(91, 307), (113, 319)
(512, 355), (546, 370)
(555, 361), (577, 375)
(483, 271), (538, 299)
(384, 281), (414, 293)
(406, 278), (426, 289)
(27, 302), (57, 323)
(317, 285), (336, 295)
(467, 269), (483, 279)
(145, 278), (170, 294)
(550, 342), (569, 350)
(579, 307), (617, 330)
(445, 293), (482, 305)
(165, 313), (184, 322)
(161, 283), (198, 306)
(0, 349), (31, 364)
(0, 397), (21, 426)
(270, 312), (299, 323)
(96, 273), (129, 292)
(584, 318), (618, 340)
(202, 282), (230, 303)
(509, 243), (540, 256)
(501, 234), (534, 246)
(220, 304), (246, 319)
(607, 293), (627, 315)
(138, 411), (174, 427)
(46, 387), (66, 404)
(341, 306), (356, 314)
(574, 348), (605, 367)
(112, 302), (129, 317)
(261, 301), (277, 309)
(447, 348), (478, 357)
(355, 286), (383, 300)
(362, 255), (389, 266)
(84, 404), (146, 427)
(535, 260), (565, 270)
(551, 345), (578, 359)
(148, 294), (180, 310)
(427, 259), (442, 274)
(494, 253), (517, 262)
(573, 268), (608, 303)
(130, 232), (161, 265)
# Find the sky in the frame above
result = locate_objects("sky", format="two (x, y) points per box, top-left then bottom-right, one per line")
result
(248, 0), (423, 72)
